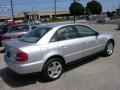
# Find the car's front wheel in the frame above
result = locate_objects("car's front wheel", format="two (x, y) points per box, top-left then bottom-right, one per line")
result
(42, 58), (64, 81)
(103, 40), (114, 56)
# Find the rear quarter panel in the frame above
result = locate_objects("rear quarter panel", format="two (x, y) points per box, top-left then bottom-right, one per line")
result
(20, 44), (44, 63)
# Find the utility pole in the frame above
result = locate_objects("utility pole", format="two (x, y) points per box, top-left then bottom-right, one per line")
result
(10, 0), (15, 24)
(54, 0), (56, 20)
(73, 0), (75, 23)
(119, 3), (120, 9)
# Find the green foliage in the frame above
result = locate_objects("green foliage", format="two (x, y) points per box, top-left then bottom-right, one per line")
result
(107, 11), (116, 18)
(107, 11), (113, 17)
(84, 8), (91, 15)
(69, 2), (84, 16)
(86, 0), (102, 14)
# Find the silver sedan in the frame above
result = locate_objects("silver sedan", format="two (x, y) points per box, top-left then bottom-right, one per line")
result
(4, 24), (115, 80)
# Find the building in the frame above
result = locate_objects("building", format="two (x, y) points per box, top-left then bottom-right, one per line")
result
(0, 10), (71, 22)
(0, 14), (24, 21)
(26, 10), (71, 21)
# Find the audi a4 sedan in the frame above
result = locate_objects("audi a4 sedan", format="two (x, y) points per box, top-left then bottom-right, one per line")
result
(4, 24), (115, 80)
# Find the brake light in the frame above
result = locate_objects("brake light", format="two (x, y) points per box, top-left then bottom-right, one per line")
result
(16, 52), (28, 62)
(2, 36), (11, 40)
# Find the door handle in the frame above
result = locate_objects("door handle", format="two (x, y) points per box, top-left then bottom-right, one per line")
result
(62, 46), (68, 48)
(83, 41), (89, 44)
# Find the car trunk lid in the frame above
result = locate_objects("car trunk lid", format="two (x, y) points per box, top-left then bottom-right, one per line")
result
(5, 39), (35, 63)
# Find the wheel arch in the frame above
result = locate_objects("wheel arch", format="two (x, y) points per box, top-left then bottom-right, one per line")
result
(108, 39), (115, 47)
(46, 55), (66, 65)
(42, 54), (66, 70)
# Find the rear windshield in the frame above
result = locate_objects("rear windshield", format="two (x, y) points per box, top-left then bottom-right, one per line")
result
(19, 27), (52, 43)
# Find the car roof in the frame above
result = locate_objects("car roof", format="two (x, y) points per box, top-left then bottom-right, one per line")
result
(12, 23), (37, 26)
(37, 23), (86, 28)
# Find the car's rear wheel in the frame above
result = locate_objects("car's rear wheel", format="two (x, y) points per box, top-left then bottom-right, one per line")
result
(103, 40), (114, 56)
(42, 58), (64, 81)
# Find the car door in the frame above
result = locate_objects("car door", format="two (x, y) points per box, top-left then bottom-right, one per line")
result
(75, 25), (100, 57)
(53, 25), (85, 63)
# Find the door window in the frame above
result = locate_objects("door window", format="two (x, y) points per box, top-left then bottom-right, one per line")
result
(51, 26), (79, 42)
(75, 25), (97, 37)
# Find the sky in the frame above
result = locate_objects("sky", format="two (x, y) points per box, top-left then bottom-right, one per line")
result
(0, 0), (120, 16)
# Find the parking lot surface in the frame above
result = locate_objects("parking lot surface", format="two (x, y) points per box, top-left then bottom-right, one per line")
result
(0, 24), (120, 90)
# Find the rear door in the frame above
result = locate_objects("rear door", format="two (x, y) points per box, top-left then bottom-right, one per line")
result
(53, 25), (85, 63)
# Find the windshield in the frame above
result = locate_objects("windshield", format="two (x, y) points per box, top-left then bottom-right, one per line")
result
(19, 27), (52, 43)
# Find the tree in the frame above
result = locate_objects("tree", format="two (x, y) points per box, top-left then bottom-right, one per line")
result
(111, 11), (116, 16)
(107, 11), (113, 17)
(84, 8), (91, 15)
(107, 11), (116, 18)
(86, 0), (102, 14)
(69, 2), (84, 16)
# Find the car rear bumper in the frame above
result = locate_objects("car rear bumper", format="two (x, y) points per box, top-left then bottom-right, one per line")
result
(4, 55), (45, 74)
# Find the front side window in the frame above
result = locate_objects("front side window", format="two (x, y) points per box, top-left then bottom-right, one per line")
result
(51, 26), (79, 42)
(75, 25), (97, 37)
(19, 27), (51, 43)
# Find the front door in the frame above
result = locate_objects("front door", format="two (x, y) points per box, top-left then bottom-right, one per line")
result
(75, 25), (99, 57)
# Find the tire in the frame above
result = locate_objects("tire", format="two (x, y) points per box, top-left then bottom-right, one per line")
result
(103, 40), (114, 56)
(42, 57), (64, 81)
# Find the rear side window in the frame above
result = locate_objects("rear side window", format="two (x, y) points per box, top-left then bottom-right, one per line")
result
(51, 26), (79, 42)
(19, 27), (52, 43)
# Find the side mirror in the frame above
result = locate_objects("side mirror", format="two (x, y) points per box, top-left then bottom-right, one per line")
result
(95, 32), (99, 36)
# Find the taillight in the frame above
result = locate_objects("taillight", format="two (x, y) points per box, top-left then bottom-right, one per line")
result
(16, 52), (28, 62)
(2, 36), (11, 40)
